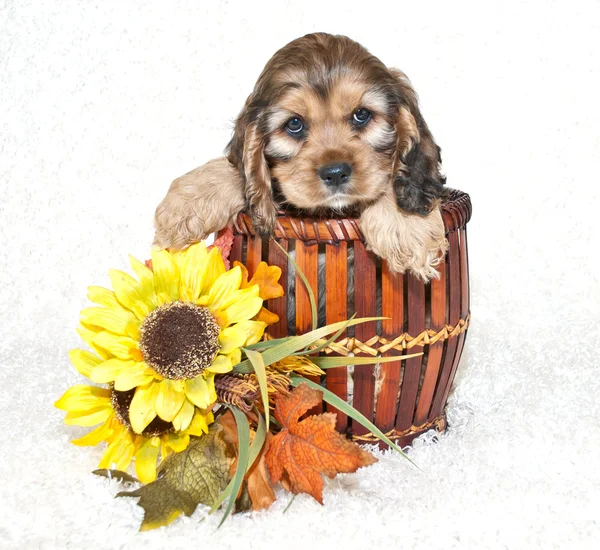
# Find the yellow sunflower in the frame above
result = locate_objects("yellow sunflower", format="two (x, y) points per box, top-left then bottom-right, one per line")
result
(54, 383), (212, 482)
(74, 242), (279, 435)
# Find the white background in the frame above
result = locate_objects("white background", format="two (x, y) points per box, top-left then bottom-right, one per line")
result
(1, 1), (599, 548)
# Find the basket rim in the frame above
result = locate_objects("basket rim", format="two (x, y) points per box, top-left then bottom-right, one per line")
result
(233, 189), (471, 243)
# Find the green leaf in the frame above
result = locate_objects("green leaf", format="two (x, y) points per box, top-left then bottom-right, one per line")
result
(289, 376), (419, 468)
(311, 352), (423, 369)
(232, 317), (384, 374)
(117, 479), (197, 531)
(118, 423), (233, 531)
(243, 348), (270, 432)
(271, 239), (317, 331)
(92, 469), (138, 484)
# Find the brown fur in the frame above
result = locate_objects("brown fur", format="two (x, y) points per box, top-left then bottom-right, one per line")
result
(154, 33), (449, 280)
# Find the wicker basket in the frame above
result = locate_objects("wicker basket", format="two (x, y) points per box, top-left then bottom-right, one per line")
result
(230, 190), (472, 447)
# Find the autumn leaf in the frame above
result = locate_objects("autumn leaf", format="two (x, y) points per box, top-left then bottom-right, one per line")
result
(208, 227), (235, 269)
(219, 410), (276, 511)
(234, 260), (284, 300)
(265, 383), (377, 504)
(234, 260), (282, 326)
(117, 423), (234, 531)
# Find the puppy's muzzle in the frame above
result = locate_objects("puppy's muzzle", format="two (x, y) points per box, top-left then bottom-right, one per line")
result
(318, 162), (353, 187)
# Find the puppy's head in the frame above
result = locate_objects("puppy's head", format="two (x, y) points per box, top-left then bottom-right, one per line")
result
(226, 33), (445, 235)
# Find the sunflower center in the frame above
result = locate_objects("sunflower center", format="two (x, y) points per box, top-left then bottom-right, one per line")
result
(139, 301), (220, 380)
(111, 388), (172, 437)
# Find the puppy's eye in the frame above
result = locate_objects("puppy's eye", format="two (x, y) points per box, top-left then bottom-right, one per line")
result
(352, 108), (372, 126)
(285, 117), (305, 135)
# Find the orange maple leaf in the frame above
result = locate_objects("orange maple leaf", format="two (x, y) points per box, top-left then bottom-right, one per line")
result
(265, 383), (377, 504)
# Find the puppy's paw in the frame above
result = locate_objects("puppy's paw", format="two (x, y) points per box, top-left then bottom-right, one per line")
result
(248, 197), (278, 237)
(153, 157), (245, 250)
(360, 189), (448, 282)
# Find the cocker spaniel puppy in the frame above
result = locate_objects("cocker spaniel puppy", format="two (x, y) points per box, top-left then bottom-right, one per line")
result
(154, 33), (448, 280)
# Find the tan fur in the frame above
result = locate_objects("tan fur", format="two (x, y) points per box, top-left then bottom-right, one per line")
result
(360, 187), (449, 280)
(153, 157), (245, 249)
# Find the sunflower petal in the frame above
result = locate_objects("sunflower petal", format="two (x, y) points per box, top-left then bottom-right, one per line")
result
(55, 385), (111, 411)
(218, 284), (260, 312)
(197, 246), (226, 298)
(205, 266), (242, 310)
(99, 433), (135, 471)
(155, 380), (186, 422)
(187, 410), (211, 436)
(129, 255), (158, 307)
(135, 436), (161, 483)
(129, 382), (160, 434)
(220, 296), (263, 327)
(77, 323), (112, 359)
(93, 331), (139, 360)
(64, 406), (113, 427)
(218, 325), (247, 355)
(90, 358), (135, 384)
(184, 376), (211, 409)
(87, 286), (121, 308)
(179, 241), (209, 302)
(227, 348), (242, 366)
(80, 307), (139, 337)
(109, 269), (151, 320)
(205, 355), (232, 374)
(71, 416), (114, 446)
(206, 374), (217, 403)
(231, 320), (266, 346)
(151, 249), (180, 304)
(68, 349), (103, 377)
(113, 362), (155, 391)
(163, 432), (190, 453)
(172, 399), (194, 432)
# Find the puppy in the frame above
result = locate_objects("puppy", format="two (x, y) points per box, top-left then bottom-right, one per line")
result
(154, 33), (449, 280)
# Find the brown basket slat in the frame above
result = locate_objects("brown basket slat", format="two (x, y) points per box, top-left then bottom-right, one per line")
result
(396, 276), (426, 431)
(295, 240), (321, 416)
(325, 241), (349, 432)
(440, 228), (471, 407)
(351, 241), (377, 436)
(267, 239), (288, 338)
(414, 258), (447, 425)
(246, 235), (262, 277)
(374, 262), (404, 432)
(430, 230), (461, 418)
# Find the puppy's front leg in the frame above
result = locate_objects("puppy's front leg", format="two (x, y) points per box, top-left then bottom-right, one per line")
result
(359, 187), (448, 281)
(153, 157), (245, 250)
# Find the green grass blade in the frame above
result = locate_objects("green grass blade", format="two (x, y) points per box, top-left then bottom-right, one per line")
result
(271, 239), (317, 331)
(232, 317), (385, 374)
(311, 352), (423, 369)
(293, 314), (356, 356)
(283, 494), (297, 514)
(217, 407), (250, 527)
(243, 348), (270, 432)
(289, 376), (419, 469)
(210, 409), (266, 518)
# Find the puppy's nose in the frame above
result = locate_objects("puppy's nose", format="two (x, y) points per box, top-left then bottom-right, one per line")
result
(318, 163), (352, 187)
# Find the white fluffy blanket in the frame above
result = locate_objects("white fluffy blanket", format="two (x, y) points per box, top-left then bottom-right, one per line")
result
(1, 1), (599, 548)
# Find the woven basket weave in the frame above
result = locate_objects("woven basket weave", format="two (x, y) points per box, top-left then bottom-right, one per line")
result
(230, 190), (472, 447)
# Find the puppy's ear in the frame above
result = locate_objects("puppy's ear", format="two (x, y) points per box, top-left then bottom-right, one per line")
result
(226, 104), (278, 236)
(391, 69), (447, 215)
